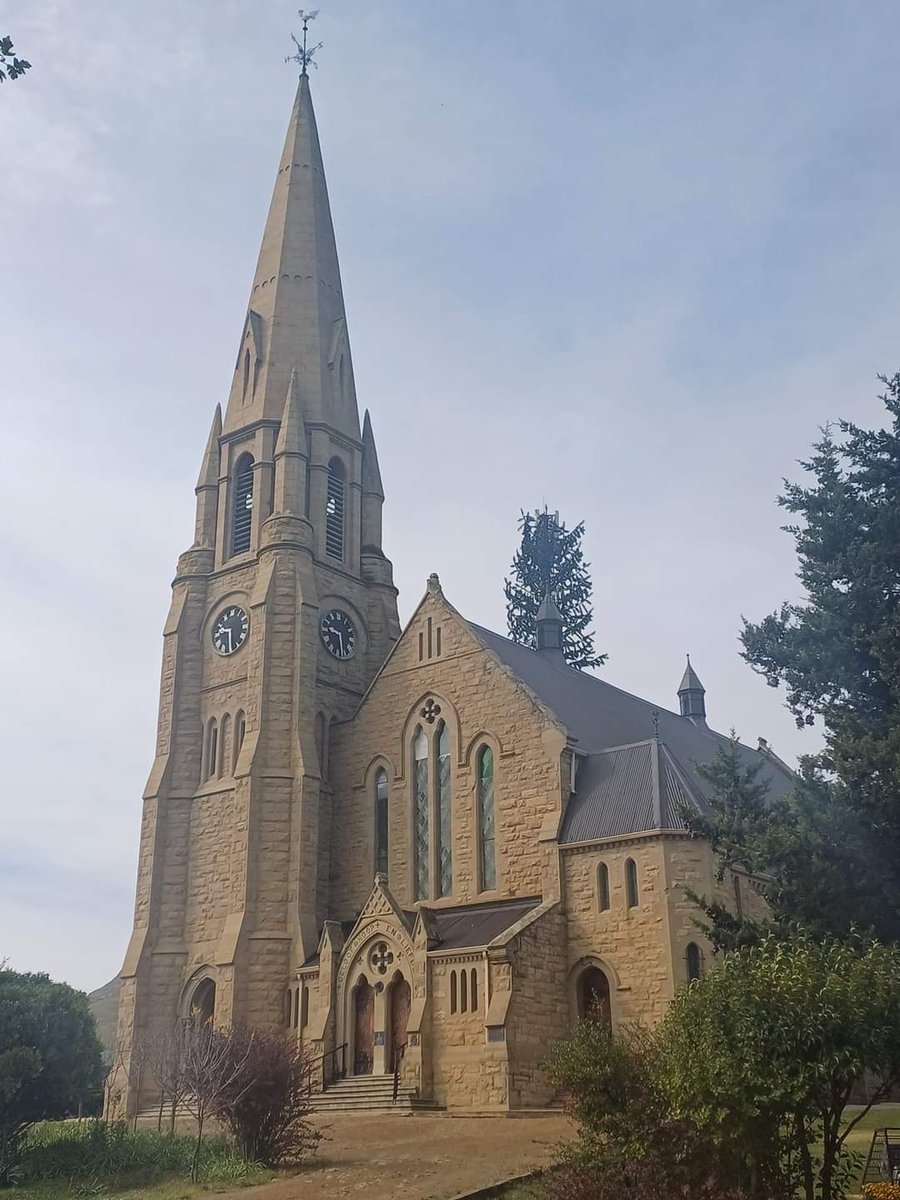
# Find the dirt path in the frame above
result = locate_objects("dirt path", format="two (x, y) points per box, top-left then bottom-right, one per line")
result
(217, 1113), (570, 1200)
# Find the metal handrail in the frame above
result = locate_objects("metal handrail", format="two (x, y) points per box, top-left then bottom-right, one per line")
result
(305, 1041), (347, 1092)
(392, 1042), (406, 1104)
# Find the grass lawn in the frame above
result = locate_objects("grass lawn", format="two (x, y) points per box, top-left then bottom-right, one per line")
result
(11, 1168), (274, 1200)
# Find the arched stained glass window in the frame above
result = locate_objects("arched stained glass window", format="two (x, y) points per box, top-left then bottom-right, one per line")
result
(625, 858), (639, 909)
(477, 746), (496, 891)
(325, 458), (345, 561)
(375, 767), (389, 878)
(437, 722), (452, 897)
(413, 727), (429, 900)
(232, 452), (254, 555)
(598, 862), (610, 911)
(686, 942), (703, 981)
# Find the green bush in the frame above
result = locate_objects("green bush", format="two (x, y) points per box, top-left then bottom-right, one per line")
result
(17, 1120), (238, 1184)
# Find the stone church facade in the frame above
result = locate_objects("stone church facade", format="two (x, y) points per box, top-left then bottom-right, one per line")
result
(109, 75), (789, 1117)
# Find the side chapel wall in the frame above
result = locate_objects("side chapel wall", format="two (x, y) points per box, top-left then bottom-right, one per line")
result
(329, 592), (568, 918)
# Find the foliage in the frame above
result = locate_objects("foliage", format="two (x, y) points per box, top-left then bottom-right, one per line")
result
(740, 373), (900, 931)
(660, 933), (900, 1200)
(12, 1119), (267, 1191)
(178, 1023), (252, 1182)
(546, 1020), (748, 1200)
(212, 1027), (320, 1167)
(0, 968), (105, 1185)
(0, 37), (30, 82)
(548, 936), (900, 1200)
(505, 508), (606, 670)
(863, 1186), (900, 1200)
(686, 736), (900, 947)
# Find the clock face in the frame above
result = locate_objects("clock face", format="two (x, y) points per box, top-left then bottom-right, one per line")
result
(212, 605), (249, 656)
(320, 609), (356, 659)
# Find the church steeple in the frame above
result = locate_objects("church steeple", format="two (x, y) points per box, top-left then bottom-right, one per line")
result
(223, 74), (358, 439)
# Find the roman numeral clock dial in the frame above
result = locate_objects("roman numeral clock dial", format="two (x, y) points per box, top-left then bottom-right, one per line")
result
(320, 609), (356, 660)
(212, 605), (249, 656)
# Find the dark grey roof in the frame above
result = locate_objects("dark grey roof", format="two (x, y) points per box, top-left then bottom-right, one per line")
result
(678, 656), (705, 694)
(424, 897), (541, 950)
(471, 623), (794, 809)
(559, 739), (709, 844)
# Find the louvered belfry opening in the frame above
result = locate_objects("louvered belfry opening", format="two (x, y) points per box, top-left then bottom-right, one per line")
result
(232, 453), (254, 555)
(325, 457), (345, 560)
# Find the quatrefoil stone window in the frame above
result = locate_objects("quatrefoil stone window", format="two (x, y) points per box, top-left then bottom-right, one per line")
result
(369, 941), (394, 976)
(420, 698), (442, 724)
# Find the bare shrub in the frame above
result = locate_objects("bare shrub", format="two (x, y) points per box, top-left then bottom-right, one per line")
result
(211, 1028), (320, 1167)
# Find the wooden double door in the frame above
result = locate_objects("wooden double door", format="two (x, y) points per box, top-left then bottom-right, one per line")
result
(352, 974), (411, 1076)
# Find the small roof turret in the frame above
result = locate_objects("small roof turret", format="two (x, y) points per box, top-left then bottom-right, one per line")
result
(677, 655), (707, 726)
(536, 591), (565, 662)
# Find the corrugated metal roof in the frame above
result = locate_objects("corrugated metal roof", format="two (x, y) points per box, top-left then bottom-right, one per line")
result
(559, 739), (710, 844)
(470, 623), (794, 807)
(425, 897), (541, 950)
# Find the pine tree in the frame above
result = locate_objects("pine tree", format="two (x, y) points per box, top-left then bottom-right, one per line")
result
(504, 507), (606, 670)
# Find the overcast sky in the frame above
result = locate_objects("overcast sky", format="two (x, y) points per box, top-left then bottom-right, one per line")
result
(3, 1), (899, 994)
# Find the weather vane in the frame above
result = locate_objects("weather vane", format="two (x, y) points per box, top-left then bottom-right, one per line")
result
(286, 10), (323, 75)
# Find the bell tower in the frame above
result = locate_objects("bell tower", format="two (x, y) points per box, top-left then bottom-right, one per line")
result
(110, 69), (400, 1118)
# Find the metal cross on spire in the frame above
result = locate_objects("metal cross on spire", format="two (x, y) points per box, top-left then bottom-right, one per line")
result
(286, 9), (323, 76)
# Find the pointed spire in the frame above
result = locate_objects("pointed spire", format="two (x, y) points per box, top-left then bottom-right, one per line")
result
(536, 591), (565, 662)
(677, 655), (707, 726)
(196, 404), (222, 489)
(223, 75), (359, 439)
(272, 369), (308, 515)
(361, 410), (384, 498)
(194, 405), (222, 546)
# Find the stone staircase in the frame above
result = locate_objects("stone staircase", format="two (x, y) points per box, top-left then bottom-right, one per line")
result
(311, 1073), (436, 1114)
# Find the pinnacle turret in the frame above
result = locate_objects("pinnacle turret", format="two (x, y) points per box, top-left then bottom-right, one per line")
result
(272, 369), (308, 515)
(193, 404), (222, 546)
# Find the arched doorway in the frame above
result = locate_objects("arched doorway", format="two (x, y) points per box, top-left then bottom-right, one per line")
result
(190, 978), (216, 1026)
(352, 977), (374, 1075)
(577, 966), (611, 1028)
(387, 974), (411, 1072)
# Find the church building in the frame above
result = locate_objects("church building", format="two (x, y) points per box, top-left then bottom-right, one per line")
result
(109, 71), (791, 1117)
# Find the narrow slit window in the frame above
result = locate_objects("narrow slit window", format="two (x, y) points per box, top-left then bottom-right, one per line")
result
(325, 457), (346, 560)
(598, 862), (610, 911)
(477, 746), (496, 891)
(686, 942), (703, 981)
(218, 714), (231, 777)
(625, 858), (639, 909)
(460, 968), (468, 1013)
(375, 768), (389, 878)
(437, 722), (452, 897)
(233, 711), (246, 772)
(470, 968), (478, 1011)
(242, 348), (251, 401)
(413, 727), (430, 900)
(450, 971), (457, 1014)
(205, 719), (218, 781)
(231, 452), (254, 555)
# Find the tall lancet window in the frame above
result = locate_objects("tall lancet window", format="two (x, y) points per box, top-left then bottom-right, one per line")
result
(477, 746), (496, 891)
(413, 727), (429, 900)
(374, 767), (389, 879)
(231, 452), (255, 555)
(325, 457), (345, 560)
(436, 722), (453, 897)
